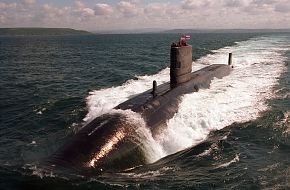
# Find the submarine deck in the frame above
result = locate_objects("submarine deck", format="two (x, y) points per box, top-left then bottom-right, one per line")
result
(116, 64), (232, 122)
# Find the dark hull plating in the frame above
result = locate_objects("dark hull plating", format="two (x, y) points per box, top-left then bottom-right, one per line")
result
(43, 64), (232, 173)
(117, 64), (232, 133)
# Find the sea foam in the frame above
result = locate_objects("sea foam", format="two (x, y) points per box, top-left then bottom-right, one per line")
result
(84, 35), (289, 162)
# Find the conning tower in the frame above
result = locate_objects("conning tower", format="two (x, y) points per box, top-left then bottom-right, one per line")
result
(170, 44), (193, 85)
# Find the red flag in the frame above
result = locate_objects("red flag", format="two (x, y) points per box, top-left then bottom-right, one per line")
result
(181, 34), (190, 40)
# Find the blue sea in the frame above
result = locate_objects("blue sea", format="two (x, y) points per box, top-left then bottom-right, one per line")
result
(0, 32), (289, 189)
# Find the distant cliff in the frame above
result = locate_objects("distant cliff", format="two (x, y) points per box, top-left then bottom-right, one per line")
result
(164, 29), (290, 34)
(0, 28), (92, 36)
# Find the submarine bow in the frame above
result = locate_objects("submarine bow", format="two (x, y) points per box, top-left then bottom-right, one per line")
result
(43, 112), (147, 173)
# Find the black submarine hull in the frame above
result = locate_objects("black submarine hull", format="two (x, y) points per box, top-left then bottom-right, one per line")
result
(117, 64), (232, 134)
(42, 64), (232, 173)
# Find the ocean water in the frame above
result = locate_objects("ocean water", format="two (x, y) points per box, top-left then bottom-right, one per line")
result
(0, 33), (289, 189)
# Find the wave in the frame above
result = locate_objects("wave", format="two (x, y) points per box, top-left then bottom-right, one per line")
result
(215, 154), (240, 169)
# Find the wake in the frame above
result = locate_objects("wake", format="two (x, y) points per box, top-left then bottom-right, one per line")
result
(84, 35), (289, 162)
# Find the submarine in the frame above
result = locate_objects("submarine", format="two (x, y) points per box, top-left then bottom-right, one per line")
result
(42, 38), (233, 174)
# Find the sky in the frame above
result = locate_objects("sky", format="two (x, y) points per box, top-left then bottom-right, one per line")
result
(0, 0), (290, 31)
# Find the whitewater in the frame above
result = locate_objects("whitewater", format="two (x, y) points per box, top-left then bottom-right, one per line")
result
(84, 35), (289, 163)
